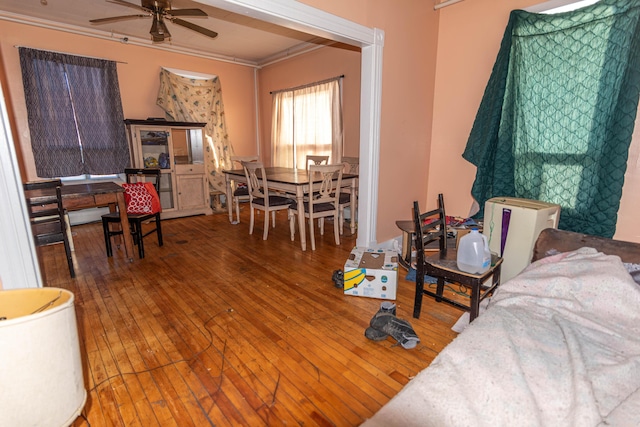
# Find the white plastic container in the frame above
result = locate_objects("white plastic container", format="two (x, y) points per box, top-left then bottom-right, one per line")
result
(457, 228), (491, 274)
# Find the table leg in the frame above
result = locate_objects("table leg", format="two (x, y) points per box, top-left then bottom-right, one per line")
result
(116, 192), (135, 262)
(296, 187), (307, 251)
(225, 174), (234, 223)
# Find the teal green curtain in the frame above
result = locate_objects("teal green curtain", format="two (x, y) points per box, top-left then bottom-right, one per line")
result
(463, 0), (640, 237)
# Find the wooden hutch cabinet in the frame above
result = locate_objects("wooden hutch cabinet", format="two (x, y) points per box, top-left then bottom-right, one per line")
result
(124, 119), (211, 219)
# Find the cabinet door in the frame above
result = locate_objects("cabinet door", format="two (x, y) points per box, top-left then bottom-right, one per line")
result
(176, 174), (208, 211)
(126, 121), (209, 217)
(138, 128), (172, 169)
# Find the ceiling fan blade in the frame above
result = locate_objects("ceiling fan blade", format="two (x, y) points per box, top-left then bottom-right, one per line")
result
(106, 0), (150, 14)
(171, 18), (218, 39)
(166, 8), (207, 17)
(90, 14), (149, 24)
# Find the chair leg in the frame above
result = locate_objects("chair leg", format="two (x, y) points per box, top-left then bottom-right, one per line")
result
(102, 219), (113, 257)
(271, 211), (276, 228)
(333, 213), (340, 246)
(309, 216), (316, 251)
(249, 206), (255, 235)
(436, 278), (445, 302)
(62, 230), (75, 278)
(413, 275), (424, 319)
(132, 221), (145, 259)
(263, 209), (270, 240)
(234, 197), (240, 223)
(339, 207), (344, 236)
(155, 213), (163, 247)
(289, 211), (296, 241)
(65, 213), (75, 251)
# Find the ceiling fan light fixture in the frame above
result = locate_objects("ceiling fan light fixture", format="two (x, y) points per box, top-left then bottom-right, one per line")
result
(150, 16), (171, 41)
(91, 0), (216, 42)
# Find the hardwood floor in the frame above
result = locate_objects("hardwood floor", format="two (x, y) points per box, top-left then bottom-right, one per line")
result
(37, 206), (461, 426)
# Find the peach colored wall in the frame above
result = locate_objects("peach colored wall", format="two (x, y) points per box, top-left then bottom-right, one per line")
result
(302, 0), (440, 242)
(257, 44), (361, 166)
(431, 0), (640, 243)
(428, 0), (538, 217)
(0, 20), (258, 181)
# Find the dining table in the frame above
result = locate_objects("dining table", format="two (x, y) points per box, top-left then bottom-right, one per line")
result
(25, 181), (135, 262)
(223, 167), (358, 251)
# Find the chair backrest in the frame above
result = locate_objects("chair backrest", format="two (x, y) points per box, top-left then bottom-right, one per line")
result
(305, 155), (329, 171)
(124, 168), (161, 194)
(231, 156), (258, 191)
(23, 179), (66, 246)
(342, 157), (360, 174)
(413, 194), (447, 266)
(241, 161), (272, 206)
(308, 164), (343, 214)
(230, 155), (259, 168)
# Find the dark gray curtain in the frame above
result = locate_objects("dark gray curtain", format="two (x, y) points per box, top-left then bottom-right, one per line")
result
(463, 0), (640, 237)
(19, 48), (130, 177)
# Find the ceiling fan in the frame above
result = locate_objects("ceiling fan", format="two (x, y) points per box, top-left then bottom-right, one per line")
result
(90, 0), (218, 42)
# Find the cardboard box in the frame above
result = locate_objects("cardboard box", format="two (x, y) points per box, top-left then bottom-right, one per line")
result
(343, 247), (398, 300)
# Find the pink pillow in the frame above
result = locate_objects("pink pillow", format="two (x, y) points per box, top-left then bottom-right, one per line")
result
(122, 182), (162, 215)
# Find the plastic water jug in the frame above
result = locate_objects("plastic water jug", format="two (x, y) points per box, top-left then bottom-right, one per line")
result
(457, 228), (491, 274)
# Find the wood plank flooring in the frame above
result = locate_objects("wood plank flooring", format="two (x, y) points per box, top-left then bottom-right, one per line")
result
(36, 206), (462, 426)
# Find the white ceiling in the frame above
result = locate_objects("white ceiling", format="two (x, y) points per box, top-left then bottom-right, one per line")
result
(0, 0), (332, 66)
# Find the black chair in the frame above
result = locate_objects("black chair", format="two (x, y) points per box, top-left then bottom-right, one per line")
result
(23, 179), (75, 278)
(102, 168), (163, 259)
(413, 194), (502, 322)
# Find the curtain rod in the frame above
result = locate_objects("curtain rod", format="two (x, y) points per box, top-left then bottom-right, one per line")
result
(434, 0), (464, 10)
(270, 74), (344, 95)
(13, 45), (127, 64)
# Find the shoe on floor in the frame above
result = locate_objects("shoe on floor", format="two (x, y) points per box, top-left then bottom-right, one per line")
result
(332, 269), (344, 288)
(370, 312), (420, 349)
(364, 326), (388, 341)
(364, 301), (397, 341)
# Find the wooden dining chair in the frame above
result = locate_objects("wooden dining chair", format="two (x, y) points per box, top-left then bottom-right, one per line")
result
(289, 164), (343, 251)
(413, 194), (503, 321)
(23, 179), (75, 278)
(229, 155), (258, 224)
(242, 161), (293, 240)
(101, 168), (163, 259)
(339, 156), (359, 234)
(305, 155), (329, 170)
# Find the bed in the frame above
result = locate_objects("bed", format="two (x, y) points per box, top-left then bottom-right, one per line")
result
(362, 228), (640, 426)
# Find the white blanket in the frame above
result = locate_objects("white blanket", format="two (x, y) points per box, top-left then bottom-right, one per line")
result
(362, 248), (640, 427)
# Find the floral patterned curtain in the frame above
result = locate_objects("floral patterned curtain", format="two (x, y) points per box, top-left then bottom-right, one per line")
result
(156, 68), (234, 193)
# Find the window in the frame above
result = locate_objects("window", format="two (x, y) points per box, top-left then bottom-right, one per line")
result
(18, 48), (130, 178)
(271, 77), (343, 169)
(528, 0), (600, 14)
(463, 0), (640, 237)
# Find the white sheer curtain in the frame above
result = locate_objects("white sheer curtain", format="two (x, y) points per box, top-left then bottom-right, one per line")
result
(272, 77), (343, 169)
